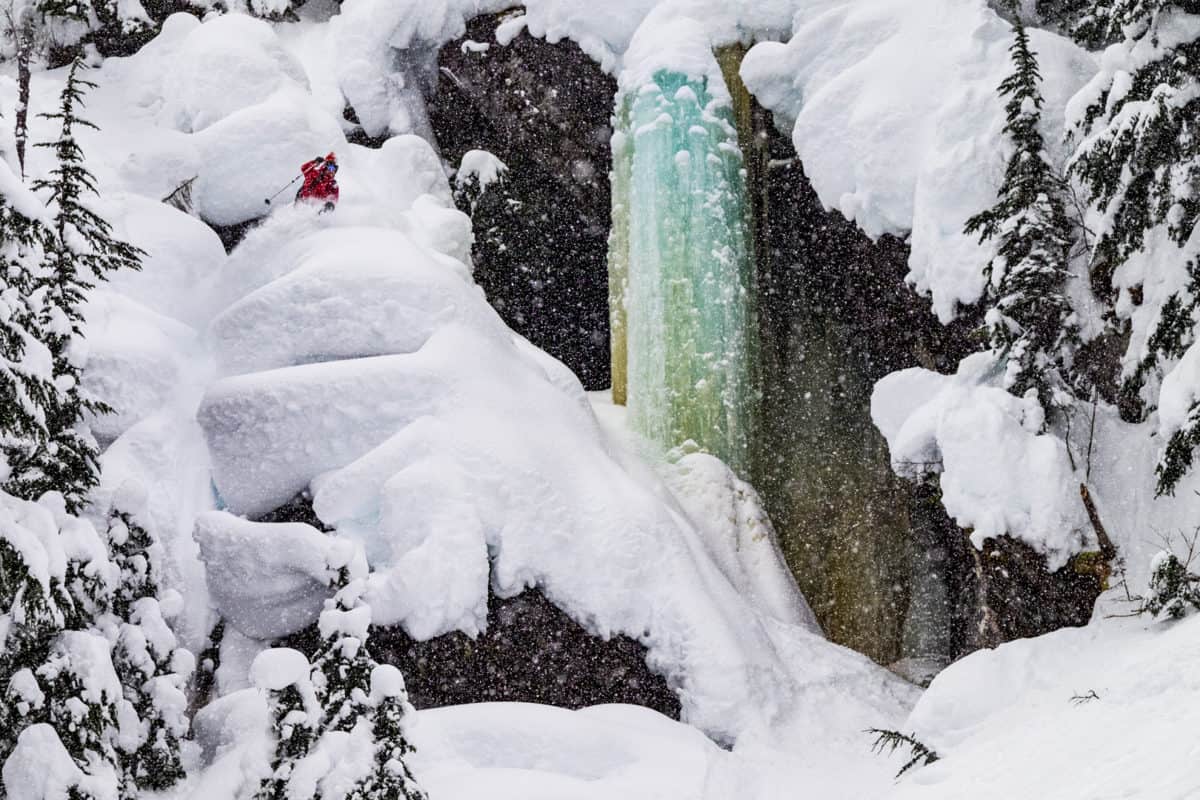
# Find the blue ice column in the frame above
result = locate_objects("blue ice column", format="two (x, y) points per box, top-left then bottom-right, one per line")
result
(614, 69), (758, 474)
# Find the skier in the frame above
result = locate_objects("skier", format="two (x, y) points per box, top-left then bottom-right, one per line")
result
(296, 152), (340, 212)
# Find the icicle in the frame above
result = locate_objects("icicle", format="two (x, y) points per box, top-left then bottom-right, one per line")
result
(614, 68), (757, 475)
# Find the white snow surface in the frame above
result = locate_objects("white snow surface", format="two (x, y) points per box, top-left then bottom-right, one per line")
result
(882, 613), (1200, 799)
(31, 6), (1200, 799)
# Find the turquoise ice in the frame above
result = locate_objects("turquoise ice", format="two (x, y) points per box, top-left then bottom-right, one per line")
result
(613, 69), (757, 475)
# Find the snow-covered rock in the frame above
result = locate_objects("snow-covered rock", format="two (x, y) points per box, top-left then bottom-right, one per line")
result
(192, 89), (346, 227)
(156, 13), (310, 133)
(104, 194), (226, 328)
(194, 513), (336, 640)
(191, 198), (913, 755)
(83, 292), (202, 443)
(742, 0), (1095, 321)
(207, 227), (491, 376)
(872, 352), (1089, 569)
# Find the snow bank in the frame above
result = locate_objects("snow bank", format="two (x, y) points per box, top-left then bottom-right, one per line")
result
(194, 513), (336, 640)
(885, 614), (1200, 799)
(661, 450), (819, 630)
(207, 227), (490, 377)
(155, 13), (310, 133)
(872, 353), (1089, 568)
(742, 0), (1095, 321)
(83, 292), (201, 443)
(411, 702), (730, 800)
(95, 417), (217, 654)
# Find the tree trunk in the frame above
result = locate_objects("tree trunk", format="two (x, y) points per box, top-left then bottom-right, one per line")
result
(15, 23), (32, 178)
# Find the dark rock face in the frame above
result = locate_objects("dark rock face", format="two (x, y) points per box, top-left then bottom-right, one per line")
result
(971, 534), (1104, 646)
(373, 590), (681, 717)
(741, 97), (1102, 667)
(257, 489), (679, 713)
(428, 13), (616, 390)
(281, 588), (681, 718)
(746, 105), (978, 665)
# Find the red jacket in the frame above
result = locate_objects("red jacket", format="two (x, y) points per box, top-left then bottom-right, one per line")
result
(296, 158), (340, 204)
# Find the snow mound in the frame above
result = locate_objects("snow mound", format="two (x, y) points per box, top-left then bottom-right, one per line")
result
(742, 0), (1095, 321)
(411, 702), (729, 800)
(207, 227), (489, 376)
(83, 292), (201, 444)
(154, 13), (310, 133)
(872, 352), (1089, 569)
(885, 614), (1200, 799)
(192, 89), (346, 227)
(194, 513), (336, 640)
(104, 195), (226, 328)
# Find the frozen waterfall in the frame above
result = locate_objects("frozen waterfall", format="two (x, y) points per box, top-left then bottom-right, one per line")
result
(611, 69), (758, 475)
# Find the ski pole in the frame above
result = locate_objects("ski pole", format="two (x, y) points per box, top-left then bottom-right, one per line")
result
(264, 174), (303, 205)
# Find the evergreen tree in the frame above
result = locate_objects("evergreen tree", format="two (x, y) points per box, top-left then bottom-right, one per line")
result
(347, 665), (427, 800)
(1069, 0), (1200, 492)
(0, 187), (53, 488)
(106, 510), (188, 792)
(0, 498), (72, 773)
(254, 650), (320, 800)
(252, 544), (427, 800)
(24, 0), (160, 61)
(0, 492), (126, 800)
(12, 57), (143, 511)
(965, 17), (1079, 420)
(37, 630), (126, 799)
(309, 551), (373, 734)
(1144, 550), (1200, 619)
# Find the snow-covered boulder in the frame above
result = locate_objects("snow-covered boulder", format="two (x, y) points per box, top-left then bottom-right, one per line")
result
(192, 89), (346, 227)
(207, 227), (490, 376)
(105, 196), (226, 328)
(83, 292), (202, 444)
(742, 0), (1095, 321)
(156, 13), (310, 133)
(194, 512), (337, 640)
(872, 352), (1089, 569)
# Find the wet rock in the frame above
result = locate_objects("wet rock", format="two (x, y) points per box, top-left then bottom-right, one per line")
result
(429, 12), (616, 390)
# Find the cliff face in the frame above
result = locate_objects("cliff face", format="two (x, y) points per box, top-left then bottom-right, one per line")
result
(425, 18), (1102, 672)
(428, 13), (616, 390)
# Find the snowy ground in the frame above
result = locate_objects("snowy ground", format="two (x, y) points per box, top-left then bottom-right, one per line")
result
(885, 609), (1200, 799)
(6, 1), (1198, 798)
